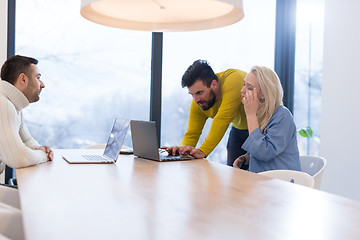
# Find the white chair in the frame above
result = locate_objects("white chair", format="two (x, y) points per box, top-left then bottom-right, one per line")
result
(300, 155), (327, 189)
(0, 185), (20, 209)
(258, 169), (315, 188)
(0, 233), (10, 240)
(0, 202), (24, 240)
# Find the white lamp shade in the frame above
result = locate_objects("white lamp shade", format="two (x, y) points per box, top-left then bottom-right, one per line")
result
(80, 0), (244, 32)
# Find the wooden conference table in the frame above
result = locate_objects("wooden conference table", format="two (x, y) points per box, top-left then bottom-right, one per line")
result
(17, 149), (360, 240)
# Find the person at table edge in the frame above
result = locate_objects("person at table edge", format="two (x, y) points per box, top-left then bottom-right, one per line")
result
(233, 66), (300, 173)
(0, 55), (53, 170)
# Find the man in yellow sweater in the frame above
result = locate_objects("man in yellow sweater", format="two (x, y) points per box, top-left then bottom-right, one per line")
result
(165, 60), (248, 167)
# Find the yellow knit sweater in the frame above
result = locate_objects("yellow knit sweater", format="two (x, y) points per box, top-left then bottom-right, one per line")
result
(180, 69), (248, 156)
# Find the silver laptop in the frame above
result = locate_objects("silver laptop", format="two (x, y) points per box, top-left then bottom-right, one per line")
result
(62, 118), (130, 164)
(130, 120), (194, 162)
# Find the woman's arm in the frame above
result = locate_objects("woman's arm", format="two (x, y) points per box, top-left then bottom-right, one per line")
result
(242, 106), (296, 161)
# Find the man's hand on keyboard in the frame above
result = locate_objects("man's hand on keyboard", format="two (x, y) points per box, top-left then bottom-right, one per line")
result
(161, 145), (205, 159)
(179, 146), (205, 159)
(160, 146), (180, 156)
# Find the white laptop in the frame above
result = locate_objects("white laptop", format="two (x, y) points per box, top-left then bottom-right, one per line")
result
(62, 118), (130, 164)
(130, 120), (194, 162)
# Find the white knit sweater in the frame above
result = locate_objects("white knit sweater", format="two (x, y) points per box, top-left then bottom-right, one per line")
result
(0, 81), (47, 170)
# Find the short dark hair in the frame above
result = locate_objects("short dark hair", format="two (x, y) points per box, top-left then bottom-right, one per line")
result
(181, 60), (218, 88)
(1, 55), (38, 85)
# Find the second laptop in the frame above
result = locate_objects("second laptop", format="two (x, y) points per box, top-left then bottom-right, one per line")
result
(130, 120), (194, 161)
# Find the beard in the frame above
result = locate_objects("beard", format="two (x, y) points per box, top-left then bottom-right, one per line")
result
(198, 89), (216, 111)
(23, 82), (40, 103)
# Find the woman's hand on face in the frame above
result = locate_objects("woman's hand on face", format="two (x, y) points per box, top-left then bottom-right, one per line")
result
(242, 87), (259, 116)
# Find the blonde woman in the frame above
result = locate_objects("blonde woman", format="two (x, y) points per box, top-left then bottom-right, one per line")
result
(233, 66), (300, 173)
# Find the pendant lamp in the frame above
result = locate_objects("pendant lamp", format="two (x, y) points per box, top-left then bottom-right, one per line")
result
(80, 0), (244, 32)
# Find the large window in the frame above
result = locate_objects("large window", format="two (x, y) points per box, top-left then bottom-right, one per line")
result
(16, 0), (151, 148)
(161, 0), (276, 164)
(16, 0), (276, 163)
(14, 0), (323, 164)
(294, 0), (325, 155)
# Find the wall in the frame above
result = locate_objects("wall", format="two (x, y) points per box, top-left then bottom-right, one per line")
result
(321, 0), (360, 200)
(0, 0), (7, 65)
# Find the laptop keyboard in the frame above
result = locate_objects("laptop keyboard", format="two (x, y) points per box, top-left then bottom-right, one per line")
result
(82, 155), (113, 162)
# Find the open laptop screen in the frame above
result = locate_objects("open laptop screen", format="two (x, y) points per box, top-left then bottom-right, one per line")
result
(104, 118), (130, 160)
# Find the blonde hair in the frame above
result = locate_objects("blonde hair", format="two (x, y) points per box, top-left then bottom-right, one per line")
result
(251, 66), (283, 132)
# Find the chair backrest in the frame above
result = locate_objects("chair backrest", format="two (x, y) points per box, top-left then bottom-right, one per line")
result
(299, 155), (327, 189)
(0, 185), (20, 209)
(258, 169), (315, 188)
(0, 202), (24, 240)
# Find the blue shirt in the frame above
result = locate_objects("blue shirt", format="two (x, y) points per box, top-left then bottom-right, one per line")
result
(242, 105), (300, 173)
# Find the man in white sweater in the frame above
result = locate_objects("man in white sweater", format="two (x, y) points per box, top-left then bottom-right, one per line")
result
(0, 55), (53, 239)
(0, 55), (53, 171)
